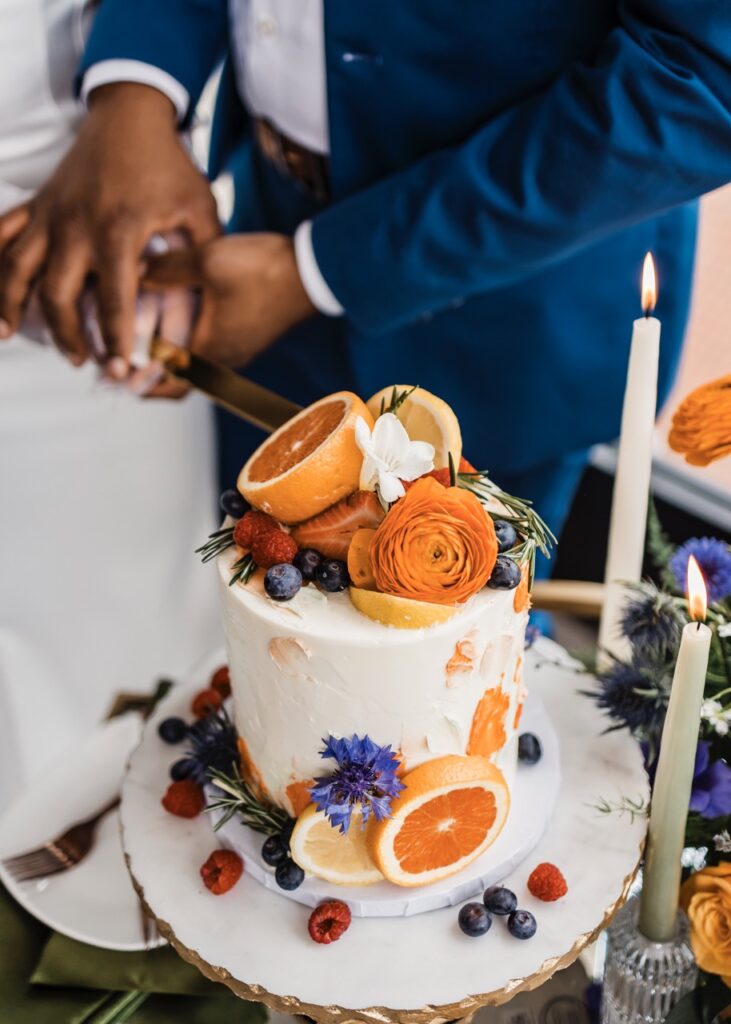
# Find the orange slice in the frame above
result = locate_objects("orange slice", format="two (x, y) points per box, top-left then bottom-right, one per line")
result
(290, 805), (383, 886)
(347, 528), (378, 590)
(368, 756), (509, 887)
(238, 392), (373, 524)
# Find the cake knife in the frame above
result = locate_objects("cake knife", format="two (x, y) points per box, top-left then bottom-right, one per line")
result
(150, 338), (301, 433)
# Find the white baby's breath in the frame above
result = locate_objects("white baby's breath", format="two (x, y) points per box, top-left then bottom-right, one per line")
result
(701, 698), (731, 736)
(355, 414), (434, 504)
(713, 829), (731, 853)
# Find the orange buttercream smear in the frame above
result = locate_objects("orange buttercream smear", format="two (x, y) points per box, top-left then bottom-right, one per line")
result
(467, 687), (511, 758)
(394, 787), (497, 873)
(247, 399), (345, 481)
(446, 635), (477, 680)
(513, 563), (531, 613)
(286, 779), (313, 817)
(237, 736), (270, 801)
(371, 477), (498, 605)
(513, 701), (524, 730)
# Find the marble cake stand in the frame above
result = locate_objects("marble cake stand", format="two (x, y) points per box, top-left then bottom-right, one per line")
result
(121, 639), (648, 1024)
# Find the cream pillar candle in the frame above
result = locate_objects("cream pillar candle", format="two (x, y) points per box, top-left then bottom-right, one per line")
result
(597, 254), (661, 669)
(639, 556), (711, 942)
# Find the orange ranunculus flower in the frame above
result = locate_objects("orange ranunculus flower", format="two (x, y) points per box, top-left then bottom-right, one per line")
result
(680, 862), (731, 986)
(669, 374), (731, 467)
(371, 476), (498, 605)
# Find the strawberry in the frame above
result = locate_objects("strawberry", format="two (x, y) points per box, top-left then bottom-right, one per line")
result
(200, 849), (244, 895)
(460, 456), (478, 473)
(233, 510), (279, 550)
(162, 779), (205, 818)
(403, 457), (479, 492)
(307, 899), (352, 944)
(292, 492), (385, 561)
(251, 530), (298, 569)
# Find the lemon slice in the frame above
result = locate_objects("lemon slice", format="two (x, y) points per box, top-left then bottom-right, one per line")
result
(289, 805), (383, 886)
(349, 586), (458, 629)
(366, 386), (462, 470)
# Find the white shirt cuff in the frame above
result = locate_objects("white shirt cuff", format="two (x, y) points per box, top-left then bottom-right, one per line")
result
(294, 220), (344, 317)
(80, 60), (190, 122)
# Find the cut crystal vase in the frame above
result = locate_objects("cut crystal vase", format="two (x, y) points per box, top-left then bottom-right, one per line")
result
(601, 896), (697, 1024)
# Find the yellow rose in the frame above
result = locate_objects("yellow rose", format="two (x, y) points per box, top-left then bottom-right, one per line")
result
(680, 862), (731, 985)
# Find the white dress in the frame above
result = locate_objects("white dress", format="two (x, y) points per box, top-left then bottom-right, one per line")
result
(0, 0), (221, 809)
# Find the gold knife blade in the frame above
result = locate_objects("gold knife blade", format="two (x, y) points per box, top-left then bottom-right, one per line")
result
(150, 338), (301, 434)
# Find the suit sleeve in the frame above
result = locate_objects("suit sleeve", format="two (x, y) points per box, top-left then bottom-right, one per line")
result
(311, 1), (731, 333)
(78, 0), (228, 123)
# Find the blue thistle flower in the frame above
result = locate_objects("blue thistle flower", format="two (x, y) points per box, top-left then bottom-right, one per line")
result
(592, 660), (669, 740)
(670, 538), (731, 605)
(184, 708), (239, 785)
(619, 583), (683, 667)
(310, 734), (405, 834)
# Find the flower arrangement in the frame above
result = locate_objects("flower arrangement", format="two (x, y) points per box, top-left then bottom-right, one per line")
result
(590, 508), (731, 998)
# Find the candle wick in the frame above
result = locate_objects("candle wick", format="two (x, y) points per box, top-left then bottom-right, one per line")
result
(697, 620), (702, 632)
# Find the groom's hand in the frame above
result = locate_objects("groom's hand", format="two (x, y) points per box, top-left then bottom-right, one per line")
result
(143, 233), (316, 371)
(0, 83), (220, 375)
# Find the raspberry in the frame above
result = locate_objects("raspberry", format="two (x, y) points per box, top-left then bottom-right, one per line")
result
(233, 511), (279, 550)
(191, 687), (223, 718)
(527, 862), (568, 902)
(200, 849), (244, 895)
(307, 899), (352, 944)
(251, 530), (298, 569)
(209, 665), (231, 698)
(162, 779), (205, 818)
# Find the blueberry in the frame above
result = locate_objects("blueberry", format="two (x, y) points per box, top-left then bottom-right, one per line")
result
(458, 902), (492, 937)
(219, 488), (249, 519)
(264, 563), (303, 601)
(518, 733), (542, 765)
(293, 547), (322, 582)
(262, 834), (289, 867)
(170, 758), (195, 781)
(275, 857), (305, 891)
(158, 717), (188, 744)
(508, 909), (537, 939)
(316, 559), (350, 593)
(483, 885), (518, 916)
(487, 555), (522, 590)
(494, 520), (518, 553)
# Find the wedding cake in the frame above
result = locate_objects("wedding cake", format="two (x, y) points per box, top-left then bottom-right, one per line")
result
(198, 386), (552, 891)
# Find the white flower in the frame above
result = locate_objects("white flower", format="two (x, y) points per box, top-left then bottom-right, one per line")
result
(718, 622), (731, 639)
(714, 830), (731, 853)
(700, 698), (731, 736)
(355, 414), (434, 504)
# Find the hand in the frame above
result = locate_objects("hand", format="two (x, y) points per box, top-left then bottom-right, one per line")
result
(0, 83), (220, 375)
(143, 233), (316, 370)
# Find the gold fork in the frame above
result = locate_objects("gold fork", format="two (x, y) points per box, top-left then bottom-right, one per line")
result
(2, 795), (121, 883)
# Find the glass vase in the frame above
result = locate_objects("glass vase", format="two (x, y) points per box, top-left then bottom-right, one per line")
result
(601, 896), (697, 1024)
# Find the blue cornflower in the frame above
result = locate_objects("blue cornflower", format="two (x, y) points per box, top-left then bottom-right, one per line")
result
(310, 734), (405, 834)
(691, 741), (731, 819)
(670, 538), (731, 605)
(619, 583), (683, 668)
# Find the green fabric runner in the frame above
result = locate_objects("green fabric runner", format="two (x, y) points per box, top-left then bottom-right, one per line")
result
(1, 884), (268, 1023)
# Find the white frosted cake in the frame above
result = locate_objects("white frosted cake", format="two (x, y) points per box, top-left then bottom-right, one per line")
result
(197, 386), (551, 891)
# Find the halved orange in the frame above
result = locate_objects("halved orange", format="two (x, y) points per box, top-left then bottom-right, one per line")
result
(347, 528), (378, 590)
(368, 756), (509, 887)
(238, 392), (373, 524)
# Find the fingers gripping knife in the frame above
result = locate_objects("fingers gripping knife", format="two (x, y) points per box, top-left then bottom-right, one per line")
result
(149, 338), (301, 434)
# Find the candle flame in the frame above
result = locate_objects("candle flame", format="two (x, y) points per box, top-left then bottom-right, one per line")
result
(641, 252), (657, 315)
(687, 555), (707, 621)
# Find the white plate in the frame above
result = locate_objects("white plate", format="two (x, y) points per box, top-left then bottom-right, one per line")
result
(0, 713), (165, 951)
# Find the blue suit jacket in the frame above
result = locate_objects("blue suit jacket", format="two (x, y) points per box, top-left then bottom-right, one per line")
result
(81, 1), (731, 484)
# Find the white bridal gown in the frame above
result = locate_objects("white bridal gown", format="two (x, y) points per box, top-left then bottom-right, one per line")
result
(0, 0), (221, 809)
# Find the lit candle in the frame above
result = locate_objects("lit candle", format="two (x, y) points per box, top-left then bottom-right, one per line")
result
(638, 556), (712, 942)
(598, 254), (661, 668)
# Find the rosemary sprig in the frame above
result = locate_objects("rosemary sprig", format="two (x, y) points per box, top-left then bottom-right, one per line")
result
(379, 384), (419, 416)
(207, 764), (293, 836)
(196, 526), (235, 563)
(590, 794), (649, 822)
(229, 553), (256, 587)
(458, 472), (556, 560)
